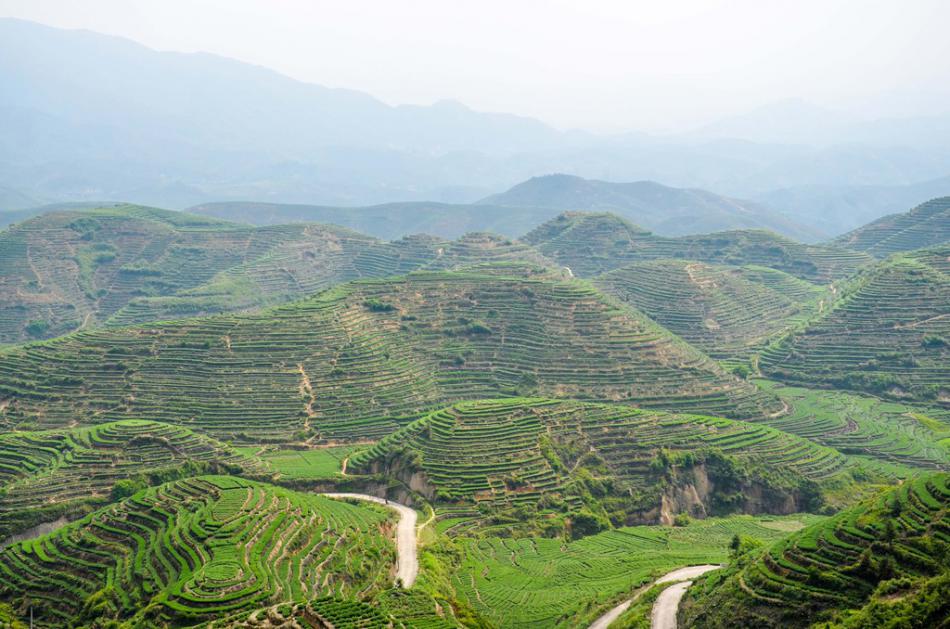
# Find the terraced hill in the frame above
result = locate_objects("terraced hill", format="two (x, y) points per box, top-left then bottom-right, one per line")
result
(0, 205), (386, 342)
(352, 398), (847, 523)
(753, 381), (950, 472)
(833, 196), (950, 258)
(105, 232), (444, 326)
(0, 205), (562, 340)
(0, 420), (260, 538)
(760, 246), (950, 405)
(679, 473), (950, 628)
(596, 261), (828, 361)
(523, 212), (872, 281)
(0, 267), (780, 442)
(0, 476), (396, 627)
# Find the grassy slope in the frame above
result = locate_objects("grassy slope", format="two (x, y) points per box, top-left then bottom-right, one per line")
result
(679, 473), (950, 628)
(523, 212), (871, 281)
(0, 266), (779, 442)
(760, 246), (950, 405)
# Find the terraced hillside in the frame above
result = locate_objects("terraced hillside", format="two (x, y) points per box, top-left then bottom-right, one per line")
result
(0, 420), (260, 538)
(0, 476), (396, 627)
(0, 267), (780, 441)
(106, 230), (441, 327)
(834, 196), (950, 257)
(352, 398), (846, 522)
(222, 593), (456, 628)
(679, 473), (950, 628)
(596, 261), (828, 361)
(0, 205), (386, 342)
(754, 381), (950, 472)
(523, 212), (871, 281)
(760, 246), (950, 405)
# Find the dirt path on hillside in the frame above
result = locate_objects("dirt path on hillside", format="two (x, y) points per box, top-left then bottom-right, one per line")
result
(588, 564), (720, 629)
(321, 493), (418, 587)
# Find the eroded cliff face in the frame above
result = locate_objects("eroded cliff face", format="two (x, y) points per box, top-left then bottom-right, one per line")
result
(652, 463), (803, 525)
(359, 455), (436, 501)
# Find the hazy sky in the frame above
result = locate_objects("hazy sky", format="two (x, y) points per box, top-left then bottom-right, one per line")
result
(2, 0), (949, 131)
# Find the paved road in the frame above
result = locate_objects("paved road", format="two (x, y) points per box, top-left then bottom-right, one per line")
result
(321, 493), (419, 587)
(588, 564), (720, 629)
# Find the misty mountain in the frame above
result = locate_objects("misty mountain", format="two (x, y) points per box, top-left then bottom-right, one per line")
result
(756, 175), (950, 236)
(2, 17), (950, 232)
(189, 201), (562, 241)
(690, 98), (950, 148)
(481, 174), (821, 240)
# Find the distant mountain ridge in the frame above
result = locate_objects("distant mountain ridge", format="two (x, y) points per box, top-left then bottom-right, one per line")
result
(5, 17), (950, 224)
(481, 174), (821, 240)
(189, 200), (562, 241)
(756, 175), (950, 236)
(192, 175), (820, 241)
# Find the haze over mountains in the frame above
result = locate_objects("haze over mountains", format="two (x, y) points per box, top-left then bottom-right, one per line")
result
(3, 17), (950, 238)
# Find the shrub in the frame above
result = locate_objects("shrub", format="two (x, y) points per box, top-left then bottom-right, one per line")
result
(363, 299), (396, 312)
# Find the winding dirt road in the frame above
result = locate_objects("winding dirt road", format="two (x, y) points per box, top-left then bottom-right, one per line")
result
(651, 565), (720, 629)
(588, 564), (720, 629)
(321, 493), (419, 587)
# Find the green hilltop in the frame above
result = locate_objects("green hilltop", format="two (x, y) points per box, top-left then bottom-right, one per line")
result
(0, 266), (779, 442)
(761, 245), (950, 405)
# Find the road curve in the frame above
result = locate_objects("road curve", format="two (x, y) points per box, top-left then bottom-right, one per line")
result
(651, 565), (720, 629)
(588, 564), (720, 629)
(321, 493), (419, 587)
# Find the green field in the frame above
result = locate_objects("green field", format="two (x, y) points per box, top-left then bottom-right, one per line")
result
(833, 196), (950, 258)
(0, 201), (946, 627)
(249, 445), (356, 479)
(597, 260), (827, 362)
(450, 513), (823, 627)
